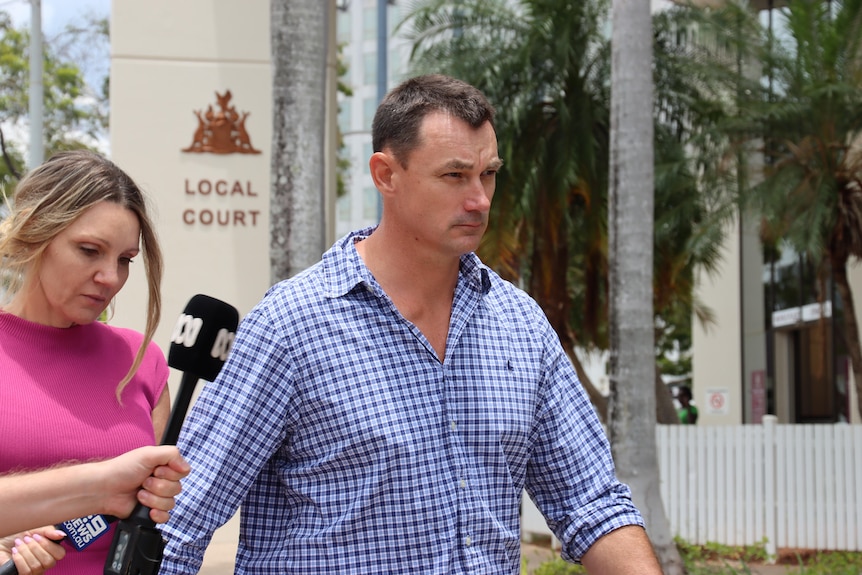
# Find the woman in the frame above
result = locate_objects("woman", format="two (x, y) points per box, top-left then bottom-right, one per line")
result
(0, 150), (169, 575)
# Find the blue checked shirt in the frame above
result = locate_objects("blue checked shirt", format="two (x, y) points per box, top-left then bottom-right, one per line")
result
(161, 228), (644, 575)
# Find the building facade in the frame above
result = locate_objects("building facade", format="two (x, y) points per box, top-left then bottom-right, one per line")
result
(109, 0), (860, 428)
(684, 0), (862, 425)
(333, 0), (409, 238)
(110, 0), (273, 332)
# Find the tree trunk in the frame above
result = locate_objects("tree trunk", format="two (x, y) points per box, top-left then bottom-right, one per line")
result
(832, 257), (862, 420)
(563, 348), (677, 425)
(656, 365), (680, 424)
(270, 0), (328, 284)
(564, 346), (609, 423)
(609, 1), (684, 573)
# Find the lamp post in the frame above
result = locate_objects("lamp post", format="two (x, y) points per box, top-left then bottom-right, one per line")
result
(29, 0), (43, 168)
(375, 0), (394, 220)
(376, 0), (390, 106)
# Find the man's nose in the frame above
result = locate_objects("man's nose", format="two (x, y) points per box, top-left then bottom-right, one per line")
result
(466, 177), (492, 211)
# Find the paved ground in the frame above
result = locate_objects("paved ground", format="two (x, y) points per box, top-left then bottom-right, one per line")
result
(196, 519), (560, 575)
(197, 515), (239, 575)
(195, 516), (796, 574)
(199, 538), (559, 574)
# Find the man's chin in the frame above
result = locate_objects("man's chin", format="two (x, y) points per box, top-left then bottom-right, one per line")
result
(448, 225), (486, 252)
(454, 237), (483, 256)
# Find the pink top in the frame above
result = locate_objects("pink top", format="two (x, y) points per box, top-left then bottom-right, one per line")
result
(0, 311), (169, 575)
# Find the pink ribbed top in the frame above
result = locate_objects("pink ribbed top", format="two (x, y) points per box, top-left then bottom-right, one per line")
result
(0, 311), (168, 575)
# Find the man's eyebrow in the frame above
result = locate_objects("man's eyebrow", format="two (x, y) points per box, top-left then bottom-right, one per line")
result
(442, 158), (504, 171)
(443, 159), (473, 170)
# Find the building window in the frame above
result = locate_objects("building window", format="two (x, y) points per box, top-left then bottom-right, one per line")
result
(388, 45), (405, 84)
(336, 10), (351, 44)
(388, 3), (401, 36)
(363, 186), (379, 220)
(363, 6), (376, 41)
(363, 52), (377, 86)
(338, 100), (351, 133)
(363, 97), (377, 131)
(362, 142), (373, 173)
(762, 240), (847, 422)
(337, 193), (352, 222)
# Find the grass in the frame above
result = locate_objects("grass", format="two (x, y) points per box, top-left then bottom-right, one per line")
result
(521, 537), (862, 575)
(676, 536), (771, 573)
(777, 551), (862, 575)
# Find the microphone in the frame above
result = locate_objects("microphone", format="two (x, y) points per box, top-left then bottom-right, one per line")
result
(103, 294), (239, 575)
(0, 516), (117, 575)
(58, 515), (114, 551)
(160, 294), (240, 445)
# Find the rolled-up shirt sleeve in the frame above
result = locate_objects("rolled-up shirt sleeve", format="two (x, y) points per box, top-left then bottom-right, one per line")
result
(524, 320), (644, 562)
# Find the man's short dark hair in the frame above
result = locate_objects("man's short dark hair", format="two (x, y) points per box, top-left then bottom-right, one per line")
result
(371, 74), (496, 166)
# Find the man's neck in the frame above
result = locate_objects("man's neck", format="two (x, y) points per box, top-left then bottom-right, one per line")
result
(355, 226), (460, 302)
(355, 228), (459, 361)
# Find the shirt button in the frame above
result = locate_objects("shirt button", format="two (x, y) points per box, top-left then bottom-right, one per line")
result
(465, 536), (472, 547)
(451, 421), (457, 431)
(460, 479), (467, 489)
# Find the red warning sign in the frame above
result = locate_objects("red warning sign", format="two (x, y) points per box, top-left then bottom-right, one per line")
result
(706, 388), (729, 415)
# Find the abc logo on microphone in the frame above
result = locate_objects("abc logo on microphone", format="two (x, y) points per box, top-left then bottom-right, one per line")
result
(167, 294), (239, 381)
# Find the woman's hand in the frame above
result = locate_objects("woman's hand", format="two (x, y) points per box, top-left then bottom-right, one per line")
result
(0, 527), (66, 575)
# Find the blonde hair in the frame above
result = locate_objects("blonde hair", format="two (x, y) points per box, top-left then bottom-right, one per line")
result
(0, 150), (163, 400)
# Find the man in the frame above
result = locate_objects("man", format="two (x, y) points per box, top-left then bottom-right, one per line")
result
(161, 74), (662, 574)
(677, 386), (698, 424)
(1, 445), (189, 573)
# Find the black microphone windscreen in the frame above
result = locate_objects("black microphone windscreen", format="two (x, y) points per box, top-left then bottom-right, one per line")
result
(167, 294), (239, 381)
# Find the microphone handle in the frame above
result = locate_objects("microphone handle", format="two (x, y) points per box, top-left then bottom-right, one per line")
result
(129, 370), (200, 524)
(0, 559), (15, 575)
(160, 371), (201, 445)
(103, 370), (203, 575)
(104, 505), (161, 575)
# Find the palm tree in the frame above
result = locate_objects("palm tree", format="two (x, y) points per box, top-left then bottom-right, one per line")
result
(749, 0), (862, 419)
(608, 0), (683, 571)
(270, 0), (328, 283)
(401, 0), (731, 424)
(679, 0), (862, 419)
(403, 0), (626, 413)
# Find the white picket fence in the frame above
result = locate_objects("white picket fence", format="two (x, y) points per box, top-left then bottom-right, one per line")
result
(522, 416), (862, 555)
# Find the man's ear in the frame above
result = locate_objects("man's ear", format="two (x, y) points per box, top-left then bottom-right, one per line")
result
(369, 151), (396, 195)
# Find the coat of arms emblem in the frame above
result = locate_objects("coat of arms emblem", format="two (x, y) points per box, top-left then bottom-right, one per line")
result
(182, 90), (261, 155)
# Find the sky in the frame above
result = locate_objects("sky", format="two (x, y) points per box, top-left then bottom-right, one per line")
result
(3, 0), (111, 86)
(3, 0), (110, 35)
(2, 0), (112, 153)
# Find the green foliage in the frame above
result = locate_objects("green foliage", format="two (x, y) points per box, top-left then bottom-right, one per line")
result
(398, 0), (862, 416)
(675, 536), (772, 565)
(531, 558), (586, 575)
(530, 538), (862, 575)
(335, 41), (353, 198)
(739, 0), (862, 264)
(671, 0), (862, 418)
(0, 9), (107, 193)
(674, 537), (862, 575)
(402, 0), (615, 357)
(682, 561), (756, 575)
(400, 0), (738, 392)
(789, 551), (862, 575)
